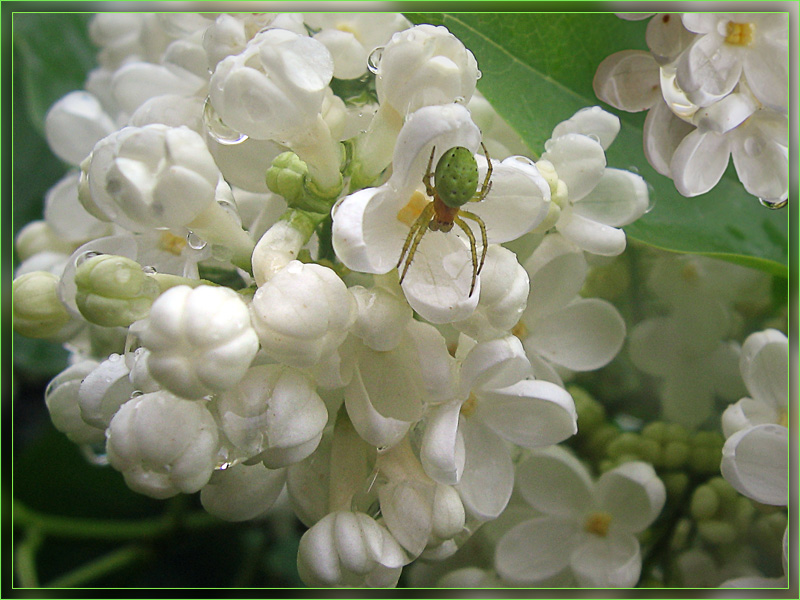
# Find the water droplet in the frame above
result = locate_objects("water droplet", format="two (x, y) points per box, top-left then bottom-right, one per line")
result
(627, 165), (639, 174)
(107, 353), (122, 362)
(759, 197), (788, 210)
(130, 389), (144, 398)
(367, 46), (384, 74)
(203, 97), (248, 145)
(511, 155), (536, 167)
(645, 181), (657, 214)
(75, 251), (101, 268)
(80, 443), (109, 466)
(141, 265), (157, 275)
(454, 95), (466, 104)
(186, 231), (207, 250)
(476, 69), (482, 80)
(376, 445), (390, 453)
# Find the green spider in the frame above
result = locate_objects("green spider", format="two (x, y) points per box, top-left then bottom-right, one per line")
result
(396, 142), (493, 297)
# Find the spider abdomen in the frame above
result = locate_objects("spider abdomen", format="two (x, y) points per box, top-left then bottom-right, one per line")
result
(434, 146), (478, 208)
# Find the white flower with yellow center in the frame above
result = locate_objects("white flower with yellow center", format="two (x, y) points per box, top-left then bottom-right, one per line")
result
(332, 103), (550, 324)
(495, 447), (666, 587)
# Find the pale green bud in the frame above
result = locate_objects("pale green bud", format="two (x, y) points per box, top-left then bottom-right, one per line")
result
(13, 271), (73, 338)
(74, 254), (160, 327)
(690, 484), (720, 520)
(661, 441), (691, 470)
(266, 152), (336, 213)
(15, 220), (75, 261)
(697, 520), (737, 545)
(568, 385), (606, 435)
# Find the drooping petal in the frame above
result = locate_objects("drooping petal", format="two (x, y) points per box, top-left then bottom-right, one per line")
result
(527, 298), (626, 371)
(643, 99), (695, 177)
(455, 418), (514, 520)
(400, 232), (480, 324)
(574, 168), (649, 227)
(594, 50), (660, 112)
(721, 423), (788, 506)
(595, 462), (666, 534)
(739, 329), (788, 411)
(458, 335), (530, 396)
(495, 517), (578, 585)
(557, 205), (627, 256)
(523, 232), (587, 319)
(515, 446), (594, 518)
(722, 397), (779, 439)
(670, 128), (731, 197)
(476, 379), (577, 448)
(570, 533), (642, 587)
(541, 133), (607, 202)
(420, 400), (465, 485)
(469, 156), (551, 242)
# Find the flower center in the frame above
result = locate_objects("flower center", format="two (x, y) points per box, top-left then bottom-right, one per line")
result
(460, 392), (479, 417)
(511, 320), (529, 340)
(778, 409), (788, 428)
(584, 511), (613, 537)
(397, 190), (430, 227)
(725, 21), (755, 46)
(159, 231), (188, 255)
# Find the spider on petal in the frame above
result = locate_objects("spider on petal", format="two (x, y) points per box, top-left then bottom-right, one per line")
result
(396, 143), (493, 297)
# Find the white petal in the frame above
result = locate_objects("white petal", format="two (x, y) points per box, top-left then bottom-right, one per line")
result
(541, 133), (606, 202)
(331, 187), (390, 274)
(595, 462), (666, 534)
(558, 206), (627, 256)
(575, 168), (649, 227)
(551, 107), (621, 150)
(570, 533), (642, 587)
(739, 329), (788, 410)
(354, 345), (425, 422)
(594, 50), (660, 112)
(731, 120), (789, 203)
(743, 41), (788, 113)
(721, 424), (788, 505)
(469, 156), (551, 242)
(495, 517), (578, 584)
(420, 401), (465, 485)
(523, 232), (587, 318)
(362, 185), (420, 274)
(643, 99), (695, 177)
(528, 298), (626, 371)
(344, 364), (412, 449)
(693, 91), (757, 135)
(670, 128), (731, 197)
(455, 418), (514, 520)
(722, 397), (779, 438)
(400, 232), (480, 324)
(515, 446), (593, 518)
(646, 13), (696, 63)
(476, 379), (577, 447)
(677, 34), (742, 103)
(459, 335), (530, 395)
(681, 14), (720, 34)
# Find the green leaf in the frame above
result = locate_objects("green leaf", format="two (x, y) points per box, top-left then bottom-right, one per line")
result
(404, 13), (788, 276)
(13, 13), (96, 134)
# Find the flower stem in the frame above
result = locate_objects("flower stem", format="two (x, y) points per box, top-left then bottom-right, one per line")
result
(45, 544), (151, 588)
(15, 527), (43, 587)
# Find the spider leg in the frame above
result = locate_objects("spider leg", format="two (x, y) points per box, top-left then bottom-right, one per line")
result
(458, 209), (488, 283)
(474, 142), (493, 202)
(423, 146), (437, 198)
(398, 202), (435, 285)
(454, 215), (479, 297)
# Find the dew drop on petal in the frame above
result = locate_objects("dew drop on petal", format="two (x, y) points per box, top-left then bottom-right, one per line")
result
(75, 251), (101, 268)
(203, 97), (248, 145)
(645, 181), (657, 213)
(759, 197), (788, 210)
(80, 443), (109, 466)
(186, 231), (207, 250)
(367, 46), (384, 74)
(141, 265), (157, 275)
(476, 69), (482, 80)
(130, 389), (144, 398)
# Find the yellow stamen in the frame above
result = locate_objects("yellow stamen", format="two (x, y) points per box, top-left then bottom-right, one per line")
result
(725, 21), (755, 46)
(681, 262), (699, 282)
(584, 511), (613, 537)
(159, 231), (188, 255)
(511, 320), (529, 340)
(397, 190), (430, 227)
(778, 410), (788, 428)
(460, 393), (479, 417)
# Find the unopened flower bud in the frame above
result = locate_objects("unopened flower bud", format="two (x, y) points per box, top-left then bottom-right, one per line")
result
(13, 271), (74, 339)
(200, 462), (286, 521)
(45, 361), (106, 445)
(45, 91), (116, 166)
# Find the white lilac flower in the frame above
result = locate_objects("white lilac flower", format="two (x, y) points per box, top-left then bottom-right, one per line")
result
(44, 360), (106, 445)
(212, 364), (328, 468)
(106, 390), (219, 499)
(199, 461), (287, 522)
(721, 329), (788, 506)
(12, 271), (81, 340)
(495, 447), (666, 587)
(44, 91), (118, 166)
(77, 353), (135, 429)
(44, 172), (113, 244)
(538, 107), (650, 256)
(296, 511), (407, 587)
(136, 285), (259, 399)
(677, 14), (788, 112)
(304, 13), (411, 80)
(332, 103), (550, 324)
(249, 260), (357, 369)
(518, 233), (626, 385)
(420, 335), (577, 520)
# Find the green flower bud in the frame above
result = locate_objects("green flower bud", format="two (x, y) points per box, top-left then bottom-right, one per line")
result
(639, 437), (661, 464)
(15, 220), (75, 260)
(13, 271), (73, 338)
(607, 431), (641, 459)
(690, 484), (720, 520)
(568, 385), (606, 436)
(669, 517), (693, 550)
(732, 496), (755, 530)
(689, 431), (724, 474)
(662, 441), (691, 470)
(75, 254), (160, 327)
(697, 520), (737, 545)
(661, 471), (689, 498)
(583, 423), (619, 457)
(267, 152), (338, 213)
